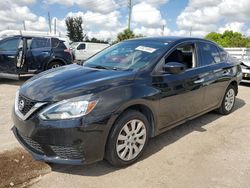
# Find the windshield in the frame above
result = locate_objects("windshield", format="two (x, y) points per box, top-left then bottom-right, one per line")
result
(83, 40), (168, 71)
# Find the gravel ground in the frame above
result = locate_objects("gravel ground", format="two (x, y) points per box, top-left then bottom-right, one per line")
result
(0, 78), (250, 188)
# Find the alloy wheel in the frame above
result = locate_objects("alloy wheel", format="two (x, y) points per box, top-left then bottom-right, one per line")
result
(224, 88), (235, 111)
(116, 119), (147, 161)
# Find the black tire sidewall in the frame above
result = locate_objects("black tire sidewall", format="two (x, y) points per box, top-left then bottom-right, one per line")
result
(106, 110), (150, 167)
(46, 61), (62, 70)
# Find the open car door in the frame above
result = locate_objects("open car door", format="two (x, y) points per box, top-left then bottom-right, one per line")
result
(0, 36), (25, 80)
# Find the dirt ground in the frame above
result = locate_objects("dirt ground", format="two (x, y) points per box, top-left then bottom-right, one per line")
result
(0, 78), (250, 188)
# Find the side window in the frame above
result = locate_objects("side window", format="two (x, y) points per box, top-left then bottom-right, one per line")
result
(218, 47), (228, 62)
(51, 38), (60, 48)
(199, 42), (221, 65)
(58, 41), (67, 49)
(30, 38), (50, 49)
(0, 38), (20, 51)
(77, 43), (86, 50)
(165, 44), (196, 69)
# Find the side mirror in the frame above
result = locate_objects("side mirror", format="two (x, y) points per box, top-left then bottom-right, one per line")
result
(163, 62), (186, 74)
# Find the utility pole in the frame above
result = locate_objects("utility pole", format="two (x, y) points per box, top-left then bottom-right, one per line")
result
(161, 24), (165, 36)
(128, 0), (132, 31)
(48, 12), (51, 33)
(54, 18), (57, 35)
(23, 21), (26, 30)
(189, 26), (192, 36)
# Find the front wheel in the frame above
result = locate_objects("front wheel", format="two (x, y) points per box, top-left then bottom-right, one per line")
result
(106, 110), (149, 167)
(216, 85), (236, 115)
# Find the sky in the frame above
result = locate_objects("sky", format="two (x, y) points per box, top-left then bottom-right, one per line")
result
(1, 0), (250, 40)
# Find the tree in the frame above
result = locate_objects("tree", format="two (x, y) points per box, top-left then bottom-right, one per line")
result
(85, 37), (109, 44)
(116, 29), (143, 42)
(65, 16), (85, 42)
(205, 30), (250, 47)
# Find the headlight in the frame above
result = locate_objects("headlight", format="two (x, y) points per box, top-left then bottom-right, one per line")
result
(39, 96), (98, 120)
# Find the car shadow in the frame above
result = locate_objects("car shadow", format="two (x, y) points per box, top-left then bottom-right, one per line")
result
(50, 98), (246, 176)
(240, 82), (250, 87)
(0, 76), (31, 86)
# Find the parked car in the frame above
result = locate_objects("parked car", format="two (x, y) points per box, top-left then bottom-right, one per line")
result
(12, 37), (242, 167)
(240, 60), (250, 83)
(70, 42), (109, 61)
(0, 35), (73, 80)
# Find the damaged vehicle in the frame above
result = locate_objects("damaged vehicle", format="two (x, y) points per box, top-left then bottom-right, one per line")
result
(240, 60), (250, 83)
(0, 35), (73, 80)
(12, 37), (242, 167)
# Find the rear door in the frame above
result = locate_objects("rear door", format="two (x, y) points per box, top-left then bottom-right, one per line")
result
(26, 37), (52, 70)
(197, 42), (229, 109)
(0, 37), (21, 73)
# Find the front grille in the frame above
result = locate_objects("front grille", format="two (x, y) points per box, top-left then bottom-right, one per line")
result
(18, 95), (36, 116)
(50, 145), (84, 159)
(18, 131), (44, 154)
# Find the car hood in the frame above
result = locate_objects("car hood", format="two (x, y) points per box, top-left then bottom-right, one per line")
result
(241, 60), (250, 67)
(20, 64), (136, 101)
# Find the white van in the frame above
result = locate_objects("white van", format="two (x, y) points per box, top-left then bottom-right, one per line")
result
(71, 42), (110, 61)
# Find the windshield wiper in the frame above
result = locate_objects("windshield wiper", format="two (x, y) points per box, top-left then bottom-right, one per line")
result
(90, 65), (110, 70)
(90, 65), (122, 71)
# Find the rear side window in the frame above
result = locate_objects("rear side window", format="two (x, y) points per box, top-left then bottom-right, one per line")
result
(58, 41), (67, 49)
(30, 38), (50, 49)
(52, 38), (67, 49)
(0, 38), (20, 51)
(199, 42), (221, 66)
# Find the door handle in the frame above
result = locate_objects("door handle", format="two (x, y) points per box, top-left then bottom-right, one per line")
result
(194, 78), (204, 84)
(7, 55), (15, 58)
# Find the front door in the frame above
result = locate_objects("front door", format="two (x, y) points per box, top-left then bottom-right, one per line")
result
(153, 42), (207, 130)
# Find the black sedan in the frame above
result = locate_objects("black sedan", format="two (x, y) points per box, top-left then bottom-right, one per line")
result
(12, 37), (242, 167)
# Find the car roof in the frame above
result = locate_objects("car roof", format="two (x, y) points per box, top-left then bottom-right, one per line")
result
(127, 36), (213, 44)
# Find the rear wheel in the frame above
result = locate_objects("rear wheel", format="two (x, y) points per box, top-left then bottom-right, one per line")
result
(106, 110), (149, 167)
(217, 84), (236, 115)
(46, 61), (63, 70)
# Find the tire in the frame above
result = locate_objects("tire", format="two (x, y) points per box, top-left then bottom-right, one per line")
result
(216, 84), (236, 115)
(46, 61), (62, 70)
(106, 110), (150, 167)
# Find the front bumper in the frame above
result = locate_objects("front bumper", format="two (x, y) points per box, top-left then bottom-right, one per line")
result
(241, 68), (250, 83)
(12, 109), (112, 165)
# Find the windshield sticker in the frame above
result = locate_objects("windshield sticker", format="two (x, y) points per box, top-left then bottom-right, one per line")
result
(135, 46), (157, 53)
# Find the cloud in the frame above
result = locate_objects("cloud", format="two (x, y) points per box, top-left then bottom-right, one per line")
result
(218, 22), (246, 34)
(45, 0), (118, 13)
(132, 2), (166, 28)
(176, 0), (250, 37)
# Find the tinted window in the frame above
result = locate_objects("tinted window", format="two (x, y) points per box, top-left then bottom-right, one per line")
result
(0, 38), (20, 51)
(58, 41), (67, 49)
(30, 38), (50, 49)
(199, 42), (220, 65)
(77, 44), (86, 50)
(51, 38), (60, 48)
